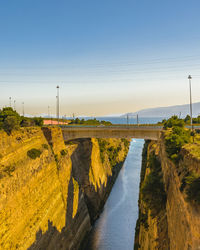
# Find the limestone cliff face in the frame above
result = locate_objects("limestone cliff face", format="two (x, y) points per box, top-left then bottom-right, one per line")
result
(135, 137), (200, 250)
(0, 127), (129, 250)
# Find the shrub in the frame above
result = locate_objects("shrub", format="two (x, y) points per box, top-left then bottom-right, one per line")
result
(54, 154), (59, 163)
(164, 115), (184, 129)
(141, 155), (166, 217)
(42, 144), (48, 149)
(3, 116), (20, 134)
(3, 165), (15, 176)
(20, 117), (35, 127)
(27, 148), (42, 159)
(33, 117), (43, 126)
(165, 126), (190, 162)
(60, 149), (67, 156)
(185, 173), (200, 204)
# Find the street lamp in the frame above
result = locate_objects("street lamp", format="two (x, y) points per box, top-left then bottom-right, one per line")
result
(14, 100), (16, 111)
(188, 75), (193, 130)
(9, 97), (11, 107)
(22, 102), (24, 116)
(56, 86), (60, 125)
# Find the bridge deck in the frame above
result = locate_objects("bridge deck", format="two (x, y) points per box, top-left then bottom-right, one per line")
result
(61, 126), (163, 141)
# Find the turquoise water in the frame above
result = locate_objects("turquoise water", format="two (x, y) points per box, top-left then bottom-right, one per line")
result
(86, 139), (144, 250)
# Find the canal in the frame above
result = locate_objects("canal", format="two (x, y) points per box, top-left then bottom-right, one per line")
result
(86, 139), (144, 250)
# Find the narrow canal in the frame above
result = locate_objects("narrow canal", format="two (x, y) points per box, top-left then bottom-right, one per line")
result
(86, 139), (144, 250)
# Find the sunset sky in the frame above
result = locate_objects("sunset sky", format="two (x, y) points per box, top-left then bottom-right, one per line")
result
(1, 0), (200, 116)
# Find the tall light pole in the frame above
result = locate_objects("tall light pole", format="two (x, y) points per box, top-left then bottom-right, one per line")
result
(48, 106), (50, 118)
(22, 102), (24, 116)
(137, 114), (139, 126)
(56, 86), (60, 125)
(14, 100), (16, 111)
(188, 75), (193, 130)
(9, 97), (11, 107)
(127, 114), (129, 125)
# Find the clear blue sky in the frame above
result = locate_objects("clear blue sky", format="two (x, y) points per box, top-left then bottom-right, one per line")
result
(1, 0), (200, 116)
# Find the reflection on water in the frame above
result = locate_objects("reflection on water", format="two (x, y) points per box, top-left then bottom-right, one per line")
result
(86, 139), (144, 250)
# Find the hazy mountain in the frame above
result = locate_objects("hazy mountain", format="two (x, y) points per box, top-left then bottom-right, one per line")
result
(122, 102), (200, 118)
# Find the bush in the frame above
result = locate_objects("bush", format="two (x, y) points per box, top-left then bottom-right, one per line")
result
(42, 144), (48, 149)
(164, 115), (184, 129)
(141, 155), (166, 217)
(27, 148), (42, 159)
(20, 117), (35, 127)
(3, 165), (15, 177)
(33, 117), (43, 126)
(3, 116), (20, 134)
(185, 173), (200, 204)
(60, 149), (67, 156)
(165, 126), (190, 162)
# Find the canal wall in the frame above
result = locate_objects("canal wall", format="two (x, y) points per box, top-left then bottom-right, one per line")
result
(135, 137), (200, 250)
(0, 127), (130, 249)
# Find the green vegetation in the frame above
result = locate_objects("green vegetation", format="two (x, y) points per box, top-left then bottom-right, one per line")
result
(181, 172), (200, 205)
(107, 146), (120, 167)
(97, 138), (129, 167)
(3, 165), (16, 177)
(0, 165), (16, 178)
(69, 117), (112, 126)
(164, 116), (190, 163)
(0, 107), (21, 133)
(27, 148), (42, 159)
(32, 117), (43, 126)
(97, 139), (107, 162)
(60, 149), (67, 156)
(184, 114), (200, 124)
(0, 107), (44, 134)
(42, 144), (48, 149)
(163, 115), (185, 129)
(141, 153), (166, 217)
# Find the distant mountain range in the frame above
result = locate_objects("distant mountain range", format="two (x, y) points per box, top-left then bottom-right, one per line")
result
(122, 102), (200, 118)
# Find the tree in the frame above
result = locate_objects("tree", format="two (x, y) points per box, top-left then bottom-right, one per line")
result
(163, 115), (184, 129)
(3, 116), (20, 134)
(184, 115), (191, 123)
(20, 117), (35, 127)
(33, 117), (43, 126)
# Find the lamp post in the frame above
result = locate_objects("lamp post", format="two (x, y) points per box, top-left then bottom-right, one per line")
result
(188, 75), (193, 130)
(56, 86), (60, 125)
(9, 97), (11, 107)
(22, 102), (24, 117)
(14, 100), (16, 111)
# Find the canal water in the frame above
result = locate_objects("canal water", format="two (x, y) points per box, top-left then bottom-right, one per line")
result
(86, 139), (144, 250)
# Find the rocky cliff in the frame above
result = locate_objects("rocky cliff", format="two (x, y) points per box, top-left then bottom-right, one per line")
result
(135, 136), (200, 250)
(0, 127), (129, 250)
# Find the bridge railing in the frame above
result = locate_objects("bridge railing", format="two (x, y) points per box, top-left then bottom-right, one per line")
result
(60, 125), (164, 130)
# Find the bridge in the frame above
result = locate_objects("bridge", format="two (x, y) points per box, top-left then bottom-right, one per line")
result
(61, 126), (163, 141)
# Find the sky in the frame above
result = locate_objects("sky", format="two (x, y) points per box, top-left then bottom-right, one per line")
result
(1, 0), (200, 116)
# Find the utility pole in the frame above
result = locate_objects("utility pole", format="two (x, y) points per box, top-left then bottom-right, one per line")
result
(137, 114), (139, 126)
(22, 102), (24, 116)
(48, 106), (50, 118)
(14, 100), (16, 111)
(9, 97), (11, 107)
(188, 75), (193, 130)
(56, 85), (60, 125)
(127, 114), (129, 125)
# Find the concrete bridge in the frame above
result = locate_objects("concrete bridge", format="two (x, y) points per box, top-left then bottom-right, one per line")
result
(61, 126), (163, 141)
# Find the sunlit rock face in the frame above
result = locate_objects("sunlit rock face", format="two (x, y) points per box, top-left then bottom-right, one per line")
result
(135, 138), (200, 250)
(0, 127), (129, 249)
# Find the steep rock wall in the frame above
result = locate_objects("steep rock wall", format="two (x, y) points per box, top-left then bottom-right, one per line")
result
(0, 127), (129, 250)
(135, 137), (200, 250)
